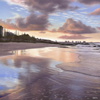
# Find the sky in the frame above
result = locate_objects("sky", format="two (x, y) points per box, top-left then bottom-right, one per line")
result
(0, 0), (100, 42)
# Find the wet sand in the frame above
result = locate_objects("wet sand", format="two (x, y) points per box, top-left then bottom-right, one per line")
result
(0, 42), (61, 56)
(0, 44), (100, 100)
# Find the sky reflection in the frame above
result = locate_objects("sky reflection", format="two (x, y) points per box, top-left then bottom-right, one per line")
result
(11, 47), (79, 63)
(0, 47), (100, 100)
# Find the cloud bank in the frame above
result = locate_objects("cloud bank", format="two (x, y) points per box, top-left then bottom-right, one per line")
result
(4, 0), (74, 13)
(1, 0), (100, 33)
(0, 14), (49, 31)
(58, 18), (97, 34)
(2, 0), (76, 31)
(59, 34), (88, 39)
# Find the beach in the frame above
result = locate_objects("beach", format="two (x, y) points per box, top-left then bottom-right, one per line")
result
(0, 42), (62, 56)
(0, 43), (99, 100)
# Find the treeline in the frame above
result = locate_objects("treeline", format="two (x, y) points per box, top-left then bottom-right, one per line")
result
(0, 33), (36, 42)
(0, 31), (89, 45)
(0, 32), (60, 44)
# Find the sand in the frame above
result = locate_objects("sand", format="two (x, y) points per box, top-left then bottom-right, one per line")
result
(0, 43), (100, 100)
(0, 42), (61, 56)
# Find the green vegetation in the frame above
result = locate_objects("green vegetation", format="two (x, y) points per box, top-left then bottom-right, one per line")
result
(3, 34), (36, 42)
(0, 31), (57, 44)
(0, 31), (89, 45)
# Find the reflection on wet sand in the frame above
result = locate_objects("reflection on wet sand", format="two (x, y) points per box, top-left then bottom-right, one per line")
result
(11, 47), (79, 63)
(0, 47), (100, 100)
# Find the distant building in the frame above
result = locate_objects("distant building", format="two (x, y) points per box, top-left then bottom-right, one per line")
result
(0, 26), (3, 37)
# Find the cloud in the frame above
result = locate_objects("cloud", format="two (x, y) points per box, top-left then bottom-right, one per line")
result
(0, 14), (49, 31)
(4, 0), (75, 13)
(15, 14), (49, 31)
(89, 8), (100, 15)
(2, 0), (78, 31)
(59, 34), (89, 39)
(58, 18), (97, 34)
(77, 0), (100, 5)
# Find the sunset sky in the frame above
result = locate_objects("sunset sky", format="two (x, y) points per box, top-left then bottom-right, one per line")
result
(0, 0), (100, 42)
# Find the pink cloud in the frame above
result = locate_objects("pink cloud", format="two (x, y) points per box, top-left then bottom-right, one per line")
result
(58, 18), (97, 34)
(89, 8), (100, 15)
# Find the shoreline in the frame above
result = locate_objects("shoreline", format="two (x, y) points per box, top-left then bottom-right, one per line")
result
(0, 42), (62, 56)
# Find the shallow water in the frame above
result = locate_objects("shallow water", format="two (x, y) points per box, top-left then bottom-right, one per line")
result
(0, 46), (100, 100)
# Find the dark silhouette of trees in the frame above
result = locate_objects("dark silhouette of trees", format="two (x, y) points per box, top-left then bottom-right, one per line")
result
(2, 32), (37, 43)
(0, 28), (89, 45)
